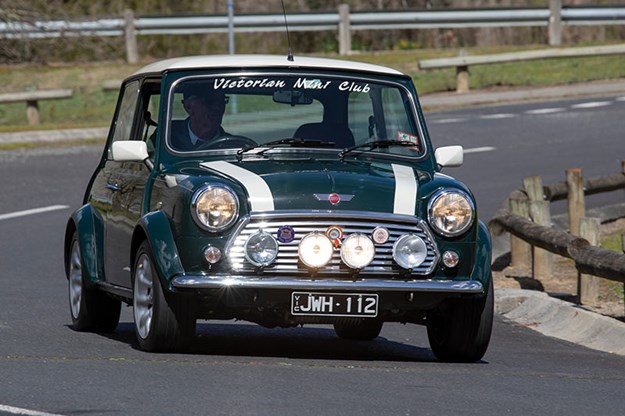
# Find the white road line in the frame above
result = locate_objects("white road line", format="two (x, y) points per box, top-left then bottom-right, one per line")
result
(570, 101), (612, 109)
(525, 108), (565, 115)
(0, 205), (69, 221)
(616, 96), (625, 101)
(430, 118), (466, 124)
(464, 146), (496, 154)
(480, 113), (515, 120)
(0, 404), (65, 416)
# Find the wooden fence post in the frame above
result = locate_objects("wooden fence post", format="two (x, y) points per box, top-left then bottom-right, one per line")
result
(509, 196), (531, 270)
(25, 100), (40, 125)
(523, 176), (544, 202)
(338, 4), (351, 56)
(456, 66), (469, 93)
(530, 200), (553, 280)
(549, 0), (562, 47)
(622, 233), (625, 315)
(567, 168), (585, 236)
(124, 9), (139, 64)
(578, 217), (600, 305)
(456, 49), (469, 93)
(523, 176), (552, 279)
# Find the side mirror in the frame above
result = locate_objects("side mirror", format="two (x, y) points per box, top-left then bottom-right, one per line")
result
(111, 141), (149, 162)
(434, 145), (464, 168)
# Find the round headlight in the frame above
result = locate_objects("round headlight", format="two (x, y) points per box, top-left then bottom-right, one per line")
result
(428, 189), (474, 237)
(191, 185), (239, 232)
(393, 234), (428, 270)
(244, 231), (278, 267)
(341, 234), (375, 269)
(299, 233), (334, 268)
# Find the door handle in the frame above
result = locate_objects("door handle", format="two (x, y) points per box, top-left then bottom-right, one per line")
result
(106, 182), (122, 192)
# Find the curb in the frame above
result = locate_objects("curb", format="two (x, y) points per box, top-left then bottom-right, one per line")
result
(496, 288), (625, 356)
(0, 127), (108, 145)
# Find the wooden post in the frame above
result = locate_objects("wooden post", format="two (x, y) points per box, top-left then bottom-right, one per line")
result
(338, 4), (351, 56)
(530, 200), (553, 280)
(455, 48), (469, 93)
(25, 100), (40, 125)
(523, 176), (544, 202)
(566, 168), (585, 236)
(456, 65), (469, 93)
(124, 9), (139, 64)
(523, 176), (550, 279)
(549, 0), (562, 47)
(509, 196), (531, 270)
(578, 217), (600, 305)
(622, 233), (625, 315)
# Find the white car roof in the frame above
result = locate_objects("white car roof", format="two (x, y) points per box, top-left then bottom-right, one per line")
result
(133, 54), (406, 77)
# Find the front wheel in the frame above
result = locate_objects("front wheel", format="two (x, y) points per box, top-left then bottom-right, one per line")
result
(426, 277), (494, 362)
(67, 232), (121, 332)
(133, 241), (195, 352)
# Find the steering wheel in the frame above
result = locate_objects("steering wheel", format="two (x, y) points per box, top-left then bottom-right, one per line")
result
(196, 135), (257, 151)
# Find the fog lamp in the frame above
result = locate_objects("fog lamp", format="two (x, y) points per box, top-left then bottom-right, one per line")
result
(340, 234), (375, 269)
(244, 231), (278, 267)
(299, 232), (334, 268)
(393, 234), (428, 270)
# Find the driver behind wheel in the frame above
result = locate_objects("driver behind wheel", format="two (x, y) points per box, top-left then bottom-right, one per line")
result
(171, 84), (230, 151)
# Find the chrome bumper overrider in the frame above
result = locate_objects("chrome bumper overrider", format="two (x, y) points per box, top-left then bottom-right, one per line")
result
(172, 275), (484, 293)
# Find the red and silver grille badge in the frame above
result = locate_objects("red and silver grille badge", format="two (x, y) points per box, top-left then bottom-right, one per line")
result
(313, 193), (355, 206)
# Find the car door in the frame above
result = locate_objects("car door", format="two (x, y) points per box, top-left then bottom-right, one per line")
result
(100, 79), (160, 288)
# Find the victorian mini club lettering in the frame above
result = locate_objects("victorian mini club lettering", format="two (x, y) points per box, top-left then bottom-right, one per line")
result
(213, 77), (370, 94)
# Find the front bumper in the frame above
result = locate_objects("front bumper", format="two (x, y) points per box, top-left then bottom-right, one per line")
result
(172, 275), (484, 293)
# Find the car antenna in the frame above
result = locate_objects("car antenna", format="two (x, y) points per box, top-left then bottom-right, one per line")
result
(281, 0), (294, 62)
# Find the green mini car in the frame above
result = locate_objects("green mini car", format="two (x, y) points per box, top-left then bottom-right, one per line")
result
(64, 55), (493, 361)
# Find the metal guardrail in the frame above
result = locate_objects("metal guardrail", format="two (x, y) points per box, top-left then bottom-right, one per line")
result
(2, 7), (625, 38)
(3, 5), (625, 62)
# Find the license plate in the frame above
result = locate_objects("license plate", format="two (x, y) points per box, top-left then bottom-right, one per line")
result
(291, 292), (378, 317)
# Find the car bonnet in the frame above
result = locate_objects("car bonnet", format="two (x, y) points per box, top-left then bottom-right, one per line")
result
(198, 158), (429, 215)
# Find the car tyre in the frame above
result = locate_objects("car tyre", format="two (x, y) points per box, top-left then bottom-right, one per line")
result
(333, 320), (383, 340)
(426, 277), (493, 363)
(67, 232), (121, 332)
(133, 241), (195, 352)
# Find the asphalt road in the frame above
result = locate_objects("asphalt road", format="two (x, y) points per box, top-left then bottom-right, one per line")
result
(1, 95), (625, 415)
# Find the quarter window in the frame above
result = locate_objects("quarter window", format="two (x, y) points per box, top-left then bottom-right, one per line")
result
(111, 80), (140, 145)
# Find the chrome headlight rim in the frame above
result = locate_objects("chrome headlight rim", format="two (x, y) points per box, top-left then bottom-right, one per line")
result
(427, 188), (475, 237)
(392, 233), (428, 270)
(191, 184), (239, 233)
(244, 231), (279, 267)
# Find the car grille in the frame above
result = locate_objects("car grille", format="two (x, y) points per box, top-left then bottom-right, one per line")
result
(226, 211), (439, 277)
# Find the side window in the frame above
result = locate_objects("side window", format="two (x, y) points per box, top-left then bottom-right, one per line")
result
(111, 80), (140, 144)
(139, 83), (161, 158)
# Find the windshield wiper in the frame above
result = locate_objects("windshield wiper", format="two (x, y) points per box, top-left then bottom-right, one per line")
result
(339, 140), (417, 159)
(237, 138), (335, 160)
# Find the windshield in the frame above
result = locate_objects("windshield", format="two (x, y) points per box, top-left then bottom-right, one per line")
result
(167, 74), (423, 157)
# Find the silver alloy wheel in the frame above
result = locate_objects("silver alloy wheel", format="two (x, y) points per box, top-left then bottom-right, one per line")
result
(69, 239), (83, 319)
(134, 252), (154, 340)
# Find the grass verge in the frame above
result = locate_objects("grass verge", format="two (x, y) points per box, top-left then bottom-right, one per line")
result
(1, 45), (624, 131)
